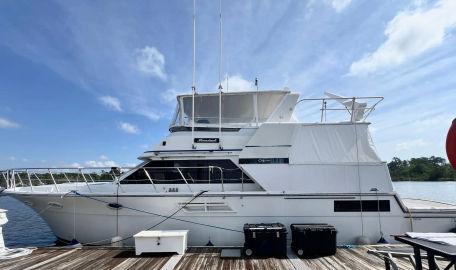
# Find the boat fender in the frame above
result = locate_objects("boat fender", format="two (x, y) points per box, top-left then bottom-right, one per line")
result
(446, 118), (456, 170)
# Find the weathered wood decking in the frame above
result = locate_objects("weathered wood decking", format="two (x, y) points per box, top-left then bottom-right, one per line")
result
(0, 245), (451, 270)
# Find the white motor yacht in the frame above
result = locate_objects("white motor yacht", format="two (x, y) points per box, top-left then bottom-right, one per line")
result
(2, 90), (456, 246)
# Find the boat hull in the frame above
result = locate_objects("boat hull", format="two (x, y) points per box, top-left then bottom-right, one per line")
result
(7, 192), (456, 246)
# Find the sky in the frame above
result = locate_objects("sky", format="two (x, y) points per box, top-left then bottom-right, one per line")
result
(1, 0), (456, 168)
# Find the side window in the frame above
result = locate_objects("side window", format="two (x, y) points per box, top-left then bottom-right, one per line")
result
(122, 159), (253, 184)
(334, 200), (390, 212)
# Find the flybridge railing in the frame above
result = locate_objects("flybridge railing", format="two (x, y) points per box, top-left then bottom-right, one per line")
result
(296, 96), (384, 123)
(0, 167), (132, 192)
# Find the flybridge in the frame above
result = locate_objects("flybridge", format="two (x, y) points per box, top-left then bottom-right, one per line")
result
(170, 90), (299, 129)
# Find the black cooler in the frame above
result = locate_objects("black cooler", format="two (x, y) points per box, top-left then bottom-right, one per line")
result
(290, 223), (337, 258)
(243, 223), (287, 257)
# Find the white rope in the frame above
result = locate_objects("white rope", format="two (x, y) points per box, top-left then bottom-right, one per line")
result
(0, 247), (35, 259)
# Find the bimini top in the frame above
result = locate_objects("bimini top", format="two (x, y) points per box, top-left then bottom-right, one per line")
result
(169, 90), (300, 130)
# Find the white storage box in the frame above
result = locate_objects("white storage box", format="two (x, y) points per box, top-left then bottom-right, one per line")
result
(134, 230), (188, 255)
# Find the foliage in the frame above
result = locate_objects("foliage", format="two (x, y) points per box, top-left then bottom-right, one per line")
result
(388, 156), (456, 181)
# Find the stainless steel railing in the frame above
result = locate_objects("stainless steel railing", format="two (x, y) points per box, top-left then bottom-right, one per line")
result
(121, 166), (227, 192)
(0, 165), (247, 193)
(296, 96), (384, 123)
(0, 167), (132, 192)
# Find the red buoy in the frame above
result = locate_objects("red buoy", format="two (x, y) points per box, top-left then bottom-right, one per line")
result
(447, 118), (456, 170)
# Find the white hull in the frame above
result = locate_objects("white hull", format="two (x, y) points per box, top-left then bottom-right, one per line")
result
(9, 191), (456, 246)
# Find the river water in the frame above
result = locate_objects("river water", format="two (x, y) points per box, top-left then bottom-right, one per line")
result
(1, 181), (455, 248)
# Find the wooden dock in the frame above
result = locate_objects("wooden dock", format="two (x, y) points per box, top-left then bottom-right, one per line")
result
(0, 245), (451, 269)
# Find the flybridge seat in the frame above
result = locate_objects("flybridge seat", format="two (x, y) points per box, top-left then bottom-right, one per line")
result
(169, 90), (299, 130)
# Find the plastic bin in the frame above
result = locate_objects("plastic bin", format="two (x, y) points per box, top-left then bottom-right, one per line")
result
(290, 223), (337, 258)
(243, 223), (287, 257)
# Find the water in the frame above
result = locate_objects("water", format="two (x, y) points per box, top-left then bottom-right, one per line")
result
(393, 181), (456, 204)
(1, 181), (455, 248)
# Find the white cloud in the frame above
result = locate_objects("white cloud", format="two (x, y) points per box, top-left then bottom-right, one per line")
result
(99, 96), (122, 112)
(161, 89), (186, 104)
(219, 75), (255, 92)
(119, 122), (139, 134)
(99, 155), (108, 160)
(123, 162), (138, 167)
(0, 117), (20, 129)
(396, 139), (428, 150)
(328, 0), (352, 12)
(85, 160), (117, 167)
(135, 46), (167, 80)
(22, 158), (28, 162)
(349, 0), (456, 76)
(8, 156), (16, 161)
(70, 162), (82, 168)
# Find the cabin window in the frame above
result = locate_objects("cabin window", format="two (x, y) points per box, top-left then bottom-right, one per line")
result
(334, 200), (390, 212)
(122, 159), (253, 184)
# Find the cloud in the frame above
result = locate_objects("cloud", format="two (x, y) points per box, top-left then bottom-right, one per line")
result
(219, 75), (255, 92)
(85, 160), (117, 167)
(396, 139), (428, 150)
(349, 0), (456, 76)
(161, 89), (187, 104)
(328, 0), (352, 12)
(8, 156), (16, 161)
(134, 46), (167, 80)
(119, 122), (139, 134)
(99, 155), (108, 160)
(70, 162), (81, 168)
(99, 96), (122, 112)
(0, 117), (20, 129)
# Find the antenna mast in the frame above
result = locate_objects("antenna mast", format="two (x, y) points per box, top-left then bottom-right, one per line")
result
(191, 0), (196, 149)
(218, 0), (223, 149)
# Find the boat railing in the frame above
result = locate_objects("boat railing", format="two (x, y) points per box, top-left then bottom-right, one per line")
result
(122, 166), (240, 192)
(296, 96), (384, 123)
(0, 167), (132, 192)
(0, 165), (246, 193)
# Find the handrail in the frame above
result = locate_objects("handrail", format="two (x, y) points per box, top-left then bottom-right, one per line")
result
(130, 166), (226, 192)
(296, 96), (384, 123)
(0, 165), (235, 193)
(0, 167), (133, 191)
(142, 168), (157, 192)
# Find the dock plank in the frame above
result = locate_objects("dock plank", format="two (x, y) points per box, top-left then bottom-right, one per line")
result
(3, 245), (452, 269)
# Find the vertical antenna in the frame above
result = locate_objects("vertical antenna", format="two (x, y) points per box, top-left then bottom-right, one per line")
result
(218, 0), (223, 90)
(254, 77), (259, 126)
(218, 0), (223, 149)
(191, 0), (196, 149)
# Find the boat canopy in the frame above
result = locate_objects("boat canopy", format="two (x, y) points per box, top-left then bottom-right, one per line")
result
(170, 90), (294, 128)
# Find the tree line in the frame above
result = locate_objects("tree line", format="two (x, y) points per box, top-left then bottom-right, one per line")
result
(388, 156), (456, 181)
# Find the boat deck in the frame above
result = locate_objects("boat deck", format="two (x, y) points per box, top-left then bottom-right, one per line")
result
(402, 198), (456, 212)
(0, 245), (452, 270)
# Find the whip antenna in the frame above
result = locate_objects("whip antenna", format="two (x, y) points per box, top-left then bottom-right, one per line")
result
(218, 0), (223, 91)
(218, 0), (223, 149)
(191, 0), (196, 149)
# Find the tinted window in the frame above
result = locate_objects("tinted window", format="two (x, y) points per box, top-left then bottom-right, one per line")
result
(122, 159), (253, 184)
(334, 200), (390, 212)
